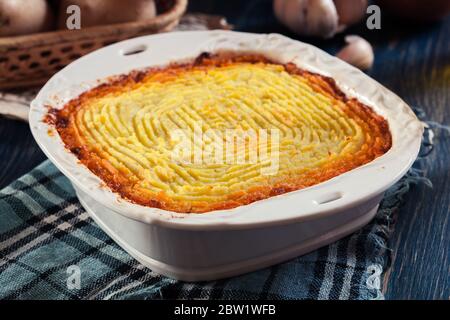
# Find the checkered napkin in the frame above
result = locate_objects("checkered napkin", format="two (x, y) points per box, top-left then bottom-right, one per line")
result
(0, 120), (433, 300)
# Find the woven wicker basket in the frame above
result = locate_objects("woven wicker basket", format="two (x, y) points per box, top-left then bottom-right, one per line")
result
(0, 0), (187, 90)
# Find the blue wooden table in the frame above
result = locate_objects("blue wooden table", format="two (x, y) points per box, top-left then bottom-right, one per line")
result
(0, 0), (448, 299)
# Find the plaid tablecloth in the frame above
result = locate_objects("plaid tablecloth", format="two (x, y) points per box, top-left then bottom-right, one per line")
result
(0, 115), (434, 300)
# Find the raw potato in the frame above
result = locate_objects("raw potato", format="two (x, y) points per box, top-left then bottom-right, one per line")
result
(0, 0), (53, 37)
(57, 0), (157, 29)
(333, 0), (367, 27)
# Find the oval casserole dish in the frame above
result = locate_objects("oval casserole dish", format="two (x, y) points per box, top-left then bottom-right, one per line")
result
(29, 31), (423, 281)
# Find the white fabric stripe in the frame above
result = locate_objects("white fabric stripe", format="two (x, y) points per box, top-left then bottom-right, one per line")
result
(30, 183), (67, 206)
(0, 233), (51, 268)
(85, 235), (133, 261)
(103, 280), (147, 300)
(88, 273), (132, 299)
(3, 189), (45, 216)
(0, 209), (88, 268)
(0, 175), (39, 196)
(0, 203), (79, 250)
(3, 204), (128, 267)
(0, 175), (72, 229)
(317, 242), (338, 300)
(89, 263), (150, 299)
(102, 267), (161, 300)
(0, 226), (37, 251)
(338, 235), (358, 300)
(342, 222), (380, 299)
(0, 170), (62, 197)
(0, 186), (17, 195)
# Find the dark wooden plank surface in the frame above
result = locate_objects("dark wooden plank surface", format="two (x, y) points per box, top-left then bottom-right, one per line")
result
(0, 117), (46, 187)
(374, 21), (450, 300)
(0, 0), (448, 299)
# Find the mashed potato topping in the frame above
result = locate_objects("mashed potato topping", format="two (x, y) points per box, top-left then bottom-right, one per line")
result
(49, 53), (391, 213)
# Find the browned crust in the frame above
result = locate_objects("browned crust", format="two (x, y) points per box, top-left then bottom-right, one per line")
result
(45, 52), (392, 213)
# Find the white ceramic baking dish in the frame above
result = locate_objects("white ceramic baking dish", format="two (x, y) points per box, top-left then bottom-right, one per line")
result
(29, 31), (423, 281)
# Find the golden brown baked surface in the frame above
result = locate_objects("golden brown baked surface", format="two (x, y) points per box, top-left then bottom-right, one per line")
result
(47, 53), (392, 213)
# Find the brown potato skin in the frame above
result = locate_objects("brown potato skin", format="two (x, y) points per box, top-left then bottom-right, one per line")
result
(57, 0), (156, 29)
(0, 0), (54, 37)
